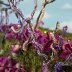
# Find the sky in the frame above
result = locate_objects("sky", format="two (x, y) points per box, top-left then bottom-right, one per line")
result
(2, 0), (72, 32)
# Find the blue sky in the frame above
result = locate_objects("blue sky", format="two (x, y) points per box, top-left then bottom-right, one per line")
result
(2, 0), (72, 32)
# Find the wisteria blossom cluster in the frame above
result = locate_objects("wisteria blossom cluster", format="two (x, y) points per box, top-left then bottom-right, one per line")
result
(0, 0), (72, 72)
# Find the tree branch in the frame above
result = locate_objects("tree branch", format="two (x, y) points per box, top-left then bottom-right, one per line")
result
(34, 0), (55, 30)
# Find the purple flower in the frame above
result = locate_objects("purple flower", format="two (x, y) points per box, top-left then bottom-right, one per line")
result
(0, 57), (11, 71)
(31, 39), (43, 50)
(54, 62), (63, 72)
(0, 57), (27, 72)
(5, 32), (15, 39)
(15, 68), (27, 72)
(11, 44), (21, 53)
(41, 62), (48, 72)
(54, 32), (60, 43)
(62, 26), (68, 37)
(43, 40), (53, 52)
(1, 25), (8, 32)
(60, 44), (72, 59)
(41, 60), (51, 72)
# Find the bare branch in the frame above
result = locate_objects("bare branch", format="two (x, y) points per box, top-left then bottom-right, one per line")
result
(34, 0), (55, 30)
(30, 0), (37, 20)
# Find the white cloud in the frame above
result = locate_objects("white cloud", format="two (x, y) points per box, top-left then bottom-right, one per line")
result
(33, 10), (51, 19)
(60, 21), (72, 32)
(62, 3), (72, 9)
